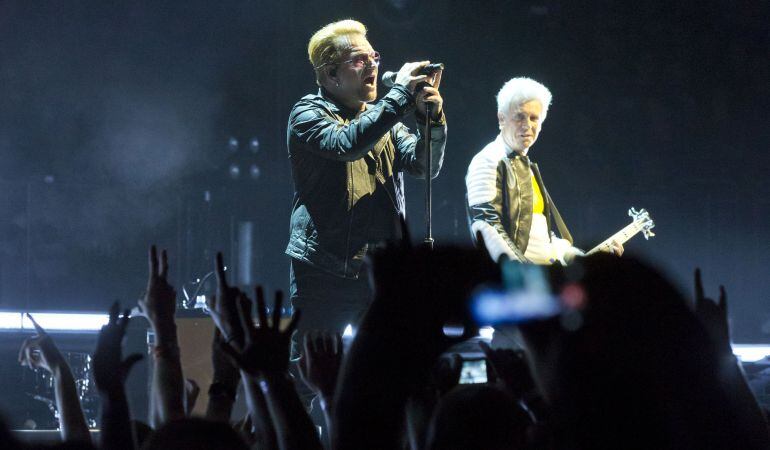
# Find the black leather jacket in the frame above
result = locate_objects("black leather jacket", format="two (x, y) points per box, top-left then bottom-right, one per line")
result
(285, 84), (447, 278)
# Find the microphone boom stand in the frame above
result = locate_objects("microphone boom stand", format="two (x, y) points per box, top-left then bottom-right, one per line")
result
(423, 102), (434, 249)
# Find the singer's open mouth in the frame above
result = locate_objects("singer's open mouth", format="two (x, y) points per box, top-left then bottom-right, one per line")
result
(364, 75), (376, 86)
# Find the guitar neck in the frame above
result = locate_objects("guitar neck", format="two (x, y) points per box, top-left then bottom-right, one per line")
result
(587, 221), (644, 255)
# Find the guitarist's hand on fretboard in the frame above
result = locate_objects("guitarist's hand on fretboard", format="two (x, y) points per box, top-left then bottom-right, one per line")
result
(586, 208), (655, 257)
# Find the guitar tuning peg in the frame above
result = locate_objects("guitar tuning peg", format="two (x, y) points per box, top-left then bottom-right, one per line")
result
(643, 229), (656, 240)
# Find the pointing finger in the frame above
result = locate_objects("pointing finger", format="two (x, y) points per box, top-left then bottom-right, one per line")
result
(149, 245), (159, 277)
(272, 291), (283, 330)
(215, 252), (228, 288)
(718, 285), (727, 314)
(160, 249), (169, 279)
(255, 286), (268, 329)
(694, 268), (704, 302)
(334, 332), (343, 355)
(26, 313), (46, 336)
(108, 302), (120, 325)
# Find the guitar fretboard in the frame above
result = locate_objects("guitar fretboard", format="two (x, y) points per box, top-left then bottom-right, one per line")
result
(586, 221), (645, 255)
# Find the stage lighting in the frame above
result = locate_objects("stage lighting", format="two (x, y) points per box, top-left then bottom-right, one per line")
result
(442, 325), (465, 337)
(22, 313), (109, 331)
(0, 312), (22, 330)
(732, 344), (770, 363)
(0, 312), (109, 332)
(228, 163), (240, 179)
(249, 164), (261, 180)
(387, 0), (412, 10)
(249, 137), (260, 154)
(227, 136), (239, 152)
(370, 0), (423, 24)
(479, 326), (494, 341)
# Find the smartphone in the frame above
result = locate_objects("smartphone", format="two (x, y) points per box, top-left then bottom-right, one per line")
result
(471, 260), (561, 325)
(459, 358), (488, 384)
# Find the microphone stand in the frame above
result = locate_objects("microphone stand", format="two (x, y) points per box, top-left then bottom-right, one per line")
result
(423, 102), (434, 249)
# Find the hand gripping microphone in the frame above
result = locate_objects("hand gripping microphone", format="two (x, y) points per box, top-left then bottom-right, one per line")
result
(381, 63), (444, 87)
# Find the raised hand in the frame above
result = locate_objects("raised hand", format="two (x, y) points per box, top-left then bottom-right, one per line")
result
(211, 328), (241, 389)
(694, 270), (770, 448)
(335, 237), (500, 450)
(298, 331), (343, 399)
(415, 67), (443, 119)
(19, 313), (92, 442)
(205, 328), (242, 423)
(394, 61), (430, 93)
(479, 342), (535, 397)
(366, 242), (499, 355)
(206, 252), (246, 349)
(19, 314), (67, 374)
(138, 245), (176, 329)
(138, 246), (185, 425)
(93, 302), (143, 394)
(184, 378), (200, 415)
(694, 268), (731, 356)
(95, 303), (144, 450)
(220, 286), (301, 377)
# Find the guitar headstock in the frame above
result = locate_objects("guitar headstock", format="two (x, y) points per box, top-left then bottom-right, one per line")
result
(628, 207), (656, 239)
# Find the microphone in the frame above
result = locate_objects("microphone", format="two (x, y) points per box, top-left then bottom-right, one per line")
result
(381, 63), (444, 87)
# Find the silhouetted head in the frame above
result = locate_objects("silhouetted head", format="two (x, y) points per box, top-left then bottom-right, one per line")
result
(141, 418), (248, 450)
(518, 254), (747, 449)
(426, 384), (531, 450)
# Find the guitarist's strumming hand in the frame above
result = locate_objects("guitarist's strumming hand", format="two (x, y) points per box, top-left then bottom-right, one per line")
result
(562, 246), (585, 265)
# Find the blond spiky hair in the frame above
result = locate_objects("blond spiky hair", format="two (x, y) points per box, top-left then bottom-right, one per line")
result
(308, 19), (367, 85)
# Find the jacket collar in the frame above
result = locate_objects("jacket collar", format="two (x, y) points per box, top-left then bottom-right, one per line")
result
(496, 134), (531, 160)
(318, 87), (368, 119)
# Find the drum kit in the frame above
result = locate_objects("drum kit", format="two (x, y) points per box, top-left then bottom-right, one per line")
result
(19, 352), (99, 430)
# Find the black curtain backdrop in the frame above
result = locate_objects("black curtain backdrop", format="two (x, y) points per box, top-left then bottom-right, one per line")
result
(0, 0), (768, 340)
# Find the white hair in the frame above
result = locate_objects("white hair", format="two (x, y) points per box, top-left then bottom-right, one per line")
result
(496, 77), (553, 122)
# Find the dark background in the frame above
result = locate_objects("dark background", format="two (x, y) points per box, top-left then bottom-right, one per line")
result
(0, 0), (768, 341)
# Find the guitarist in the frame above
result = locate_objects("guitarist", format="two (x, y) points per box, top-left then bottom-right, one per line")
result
(466, 77), (622, 265)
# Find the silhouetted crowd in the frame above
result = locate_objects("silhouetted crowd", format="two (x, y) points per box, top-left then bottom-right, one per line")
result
(3, 229), (769, 450)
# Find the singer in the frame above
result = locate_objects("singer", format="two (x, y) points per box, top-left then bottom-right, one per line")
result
(466, 77), (622, 265)
(285, 19), (446, 370)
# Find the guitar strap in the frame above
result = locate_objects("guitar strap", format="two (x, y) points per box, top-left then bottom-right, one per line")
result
(546, 191), (574, 245)
(531, 163), (574, 245)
